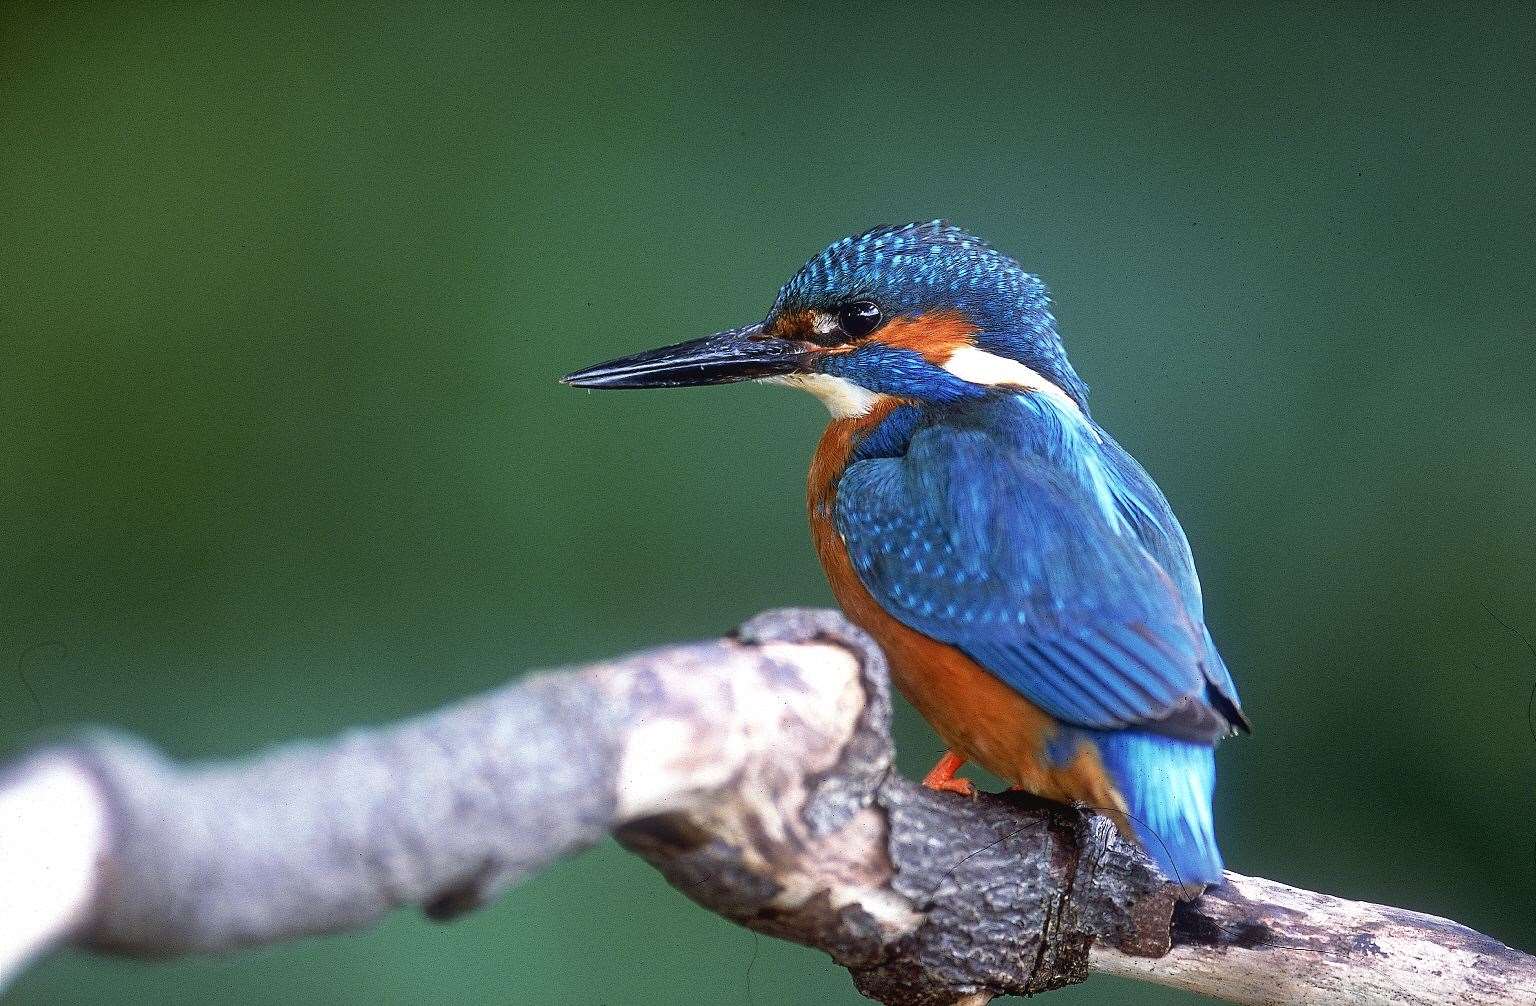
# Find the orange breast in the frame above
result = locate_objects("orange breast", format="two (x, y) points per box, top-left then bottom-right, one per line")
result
(807, 406), (1123, 811)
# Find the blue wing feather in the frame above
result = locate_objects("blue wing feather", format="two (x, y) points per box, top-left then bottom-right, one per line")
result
(836, 393), (1240, 740)
(1096, 428), (1245, 719)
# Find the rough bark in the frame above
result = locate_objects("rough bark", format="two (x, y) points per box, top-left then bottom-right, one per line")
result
(0, 608), (1530, 1005)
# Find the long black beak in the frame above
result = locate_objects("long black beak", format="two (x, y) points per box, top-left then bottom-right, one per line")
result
(561, 323), (809, 389)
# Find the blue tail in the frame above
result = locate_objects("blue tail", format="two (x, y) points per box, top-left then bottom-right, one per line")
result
(1092, 730), (1223, 886)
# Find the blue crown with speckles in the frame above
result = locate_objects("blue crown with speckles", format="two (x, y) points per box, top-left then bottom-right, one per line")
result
(775, 221), (1088, 405)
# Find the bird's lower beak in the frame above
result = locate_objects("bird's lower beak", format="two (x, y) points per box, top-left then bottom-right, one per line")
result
(561, 323), (809, 389)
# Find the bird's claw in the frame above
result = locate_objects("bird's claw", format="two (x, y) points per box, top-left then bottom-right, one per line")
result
(922, 776), (978, 799)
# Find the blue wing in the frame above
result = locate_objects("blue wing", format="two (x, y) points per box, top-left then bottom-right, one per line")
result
(835, 394), (1241, 741)
(1091, 427), (1244, 721)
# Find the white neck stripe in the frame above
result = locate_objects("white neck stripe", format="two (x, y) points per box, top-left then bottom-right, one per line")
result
(942, 346), (1088, 422)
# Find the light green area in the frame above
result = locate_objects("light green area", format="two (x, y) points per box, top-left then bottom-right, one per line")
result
(3, 5), (1534, 1003)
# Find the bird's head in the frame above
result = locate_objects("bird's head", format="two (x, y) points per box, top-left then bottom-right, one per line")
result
(563, 221), (1088, 419)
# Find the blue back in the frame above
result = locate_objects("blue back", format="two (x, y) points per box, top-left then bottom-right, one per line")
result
(838, 392), (1241, 739)
(835, 391), (1243, 882)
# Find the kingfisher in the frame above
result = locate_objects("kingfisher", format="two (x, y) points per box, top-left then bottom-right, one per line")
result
(563, 221), (1248, 886)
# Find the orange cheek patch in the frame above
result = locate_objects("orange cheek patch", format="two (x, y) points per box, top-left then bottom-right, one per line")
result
(765, 309), (816, 341)
(873, 311), (979, 364)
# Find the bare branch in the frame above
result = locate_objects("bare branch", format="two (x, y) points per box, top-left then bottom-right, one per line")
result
(1, 609), (1530, 1005)
(1093, 872), (1536, 1006)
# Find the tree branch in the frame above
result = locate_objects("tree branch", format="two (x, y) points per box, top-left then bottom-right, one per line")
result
(1, 608), (1530, 1004)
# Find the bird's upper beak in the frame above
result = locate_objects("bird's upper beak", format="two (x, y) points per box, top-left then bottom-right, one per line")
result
(561, 323), (810, 389)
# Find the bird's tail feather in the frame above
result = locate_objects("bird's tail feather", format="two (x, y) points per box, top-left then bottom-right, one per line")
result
(1091, 730), (1223, 886)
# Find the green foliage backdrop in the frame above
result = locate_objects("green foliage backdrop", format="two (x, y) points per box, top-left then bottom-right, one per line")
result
(3, 5), (1533, 1003)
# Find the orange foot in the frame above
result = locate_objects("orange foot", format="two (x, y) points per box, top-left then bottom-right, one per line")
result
(921, 750), (977, 798)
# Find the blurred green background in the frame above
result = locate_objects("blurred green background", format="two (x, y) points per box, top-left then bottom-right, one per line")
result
(3, 4), (1534, 1003)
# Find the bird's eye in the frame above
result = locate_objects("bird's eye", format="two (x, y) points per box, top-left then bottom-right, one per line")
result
(837, 300), (883, 339)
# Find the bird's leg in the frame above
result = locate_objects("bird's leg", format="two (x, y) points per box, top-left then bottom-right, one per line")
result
(921, 750), (976, 797)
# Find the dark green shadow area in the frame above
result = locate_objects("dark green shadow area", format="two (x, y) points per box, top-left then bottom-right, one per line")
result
(3, 4), (1533, 1003)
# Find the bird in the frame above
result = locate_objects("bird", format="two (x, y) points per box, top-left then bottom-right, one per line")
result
(562, 221), (1248, 886)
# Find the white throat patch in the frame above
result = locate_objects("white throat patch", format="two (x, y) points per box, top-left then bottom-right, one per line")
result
(762, 373), (881, 419)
